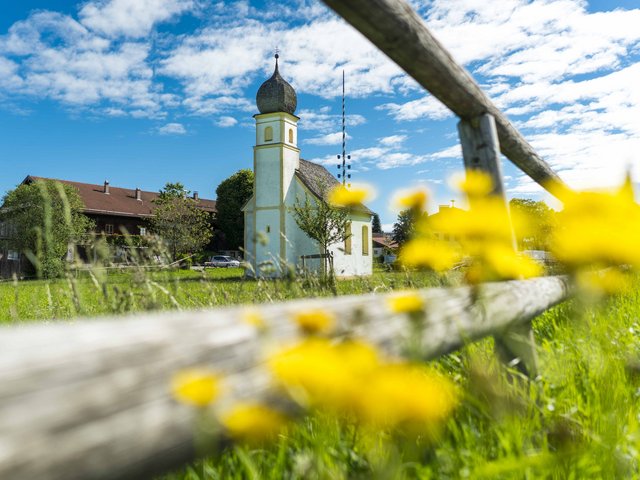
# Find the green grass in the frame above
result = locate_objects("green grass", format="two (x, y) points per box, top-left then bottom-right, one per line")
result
(3, 268), (639, 478)
(0, 266), (447, 323)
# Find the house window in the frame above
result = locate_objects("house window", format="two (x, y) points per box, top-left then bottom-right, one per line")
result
(264, 126), (273, 142)
(139, 227), (146, 236)
(362, 225), (369, 256)
(7, 250), (19, 261)
(105, 224), (114, 234)
(345, 223), (352, 255)
(288, 128), (294, 143)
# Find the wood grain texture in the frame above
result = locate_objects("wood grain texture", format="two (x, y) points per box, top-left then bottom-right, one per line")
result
(0, 276), (571, 480)
(320, 0), (567, 194)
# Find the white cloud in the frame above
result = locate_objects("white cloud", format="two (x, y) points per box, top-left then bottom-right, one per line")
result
(297, 108), (366, 134)
(378, 95), (452, 122)
(378, 134), (407, 147)
(309, 135), (434, 170)
(216, 116), (238, 127)
(157, 122), (186, 135)
(305, 132), (350, 146)
(0, 11), (166, 117)
(79, 0), (197, 38)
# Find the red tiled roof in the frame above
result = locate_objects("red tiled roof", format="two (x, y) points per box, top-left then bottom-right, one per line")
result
(372, 234), (398, 249)
(24, 176), (216, 218)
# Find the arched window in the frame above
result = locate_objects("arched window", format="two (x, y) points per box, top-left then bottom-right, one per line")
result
(288, 128), (294, 143)
(362, 225), (369, 255)
(264, 126), (273, 142)
(345, 222), (352, 255)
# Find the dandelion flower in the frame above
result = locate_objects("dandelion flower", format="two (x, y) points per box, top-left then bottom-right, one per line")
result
(453, 170), (494, 197)
(388, 291), (425, 314)
(171, 369), (221, 407)
(399, 238), (460, 272)
(293, 309), (335, 335)
(242, 310), (266, 330)
(328, 184), (372, 207)
(221, 403), (289, 444)
(393, 187), (429, 212)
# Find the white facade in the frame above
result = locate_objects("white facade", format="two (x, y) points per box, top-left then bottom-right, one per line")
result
(243, 111), (372, 277)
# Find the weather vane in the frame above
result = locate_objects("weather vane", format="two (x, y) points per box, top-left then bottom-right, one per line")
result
(336, 70), (352, 187)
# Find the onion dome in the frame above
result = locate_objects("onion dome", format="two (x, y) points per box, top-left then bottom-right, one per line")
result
(256, 54), (297, 115)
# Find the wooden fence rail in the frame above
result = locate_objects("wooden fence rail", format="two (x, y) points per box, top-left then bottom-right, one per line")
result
(0, 276), (571, 480)
(321, 0), (567, 194)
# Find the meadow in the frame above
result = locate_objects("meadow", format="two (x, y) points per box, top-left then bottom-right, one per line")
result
(1, 266), (639, 478)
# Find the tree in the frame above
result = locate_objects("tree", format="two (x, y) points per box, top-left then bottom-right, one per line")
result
(215, 170), (254, 250)
(150, 183), (213, 262)
(372, 213), (382, 234)
(509, 198), (556, 250)
(292, 191), (350, 275)
(391, 209), (415, 246)
(0, 179), (94, 278)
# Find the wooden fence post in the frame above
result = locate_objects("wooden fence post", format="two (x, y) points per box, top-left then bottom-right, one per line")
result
(458, 113), (539, 377)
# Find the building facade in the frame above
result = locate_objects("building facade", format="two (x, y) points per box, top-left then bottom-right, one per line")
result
(243, 55), (372, 277)
(0, 177), (216, 277)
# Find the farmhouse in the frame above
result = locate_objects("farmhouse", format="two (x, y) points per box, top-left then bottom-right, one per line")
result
(243, 55), (373, 277)
(0, 177), (216, 277)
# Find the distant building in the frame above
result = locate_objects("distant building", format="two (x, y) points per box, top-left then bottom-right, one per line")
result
(0, 176), (216, 277)
(243, 55), (373, 277)
(372, 233), (398, 259)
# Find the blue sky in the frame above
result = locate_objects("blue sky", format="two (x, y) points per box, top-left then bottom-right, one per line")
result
(1, 0), (639, 229)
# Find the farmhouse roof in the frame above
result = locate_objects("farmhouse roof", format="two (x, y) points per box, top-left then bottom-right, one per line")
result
(22, 176), (216, 218)
(295, 159), (373, 215)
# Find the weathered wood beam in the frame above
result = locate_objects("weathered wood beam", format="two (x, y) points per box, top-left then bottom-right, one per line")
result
(0, 276), (570, 480)
(320, 0), (567, 195)
(458, 113), (539, 376)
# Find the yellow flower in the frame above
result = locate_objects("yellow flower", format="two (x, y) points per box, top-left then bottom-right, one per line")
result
(393, 187), (429, 212)
(550, 184), (640, 270)
(429, 197), (514, 245)
(242, 310), (266, 330)
(171, 369), (221, 407)
(328, 184), (372, 207)
(398, 238), (460, 272)
(482, 244), (542, 281)
(269, 339), (459, 436)
(453, 170), (494, 197)
(293, 309), (335, 335)
(387, 291), (425, 314)
(576, 268), (632, 295)
(221, 403), (288, 444)
(360, 364), (458, 436)
(269, 339), (379, 412)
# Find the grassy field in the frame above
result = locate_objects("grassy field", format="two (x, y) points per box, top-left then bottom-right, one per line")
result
(0, 266), (447, 323)
(2, 268), (639, 478)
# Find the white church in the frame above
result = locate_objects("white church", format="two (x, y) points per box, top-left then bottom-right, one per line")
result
(242, 55), (373, 277)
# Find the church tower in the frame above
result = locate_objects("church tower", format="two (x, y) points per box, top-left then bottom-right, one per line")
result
(251, 54), (299, 272)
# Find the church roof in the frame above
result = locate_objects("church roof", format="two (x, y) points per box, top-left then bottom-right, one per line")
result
(295, 159), (372, 215)
(22, 176), (216, 218)
(256, 54), (297, 115)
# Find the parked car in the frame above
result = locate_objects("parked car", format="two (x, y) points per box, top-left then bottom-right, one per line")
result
(204, 255), (241, 268)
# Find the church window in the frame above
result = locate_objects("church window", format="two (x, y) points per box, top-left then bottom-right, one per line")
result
(264, 126), (273, 142)
(288, 128), (294, 143)
(362, 225), (369, 255)
(345, 223), (352, 255)
(266, 225), (271, 233)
